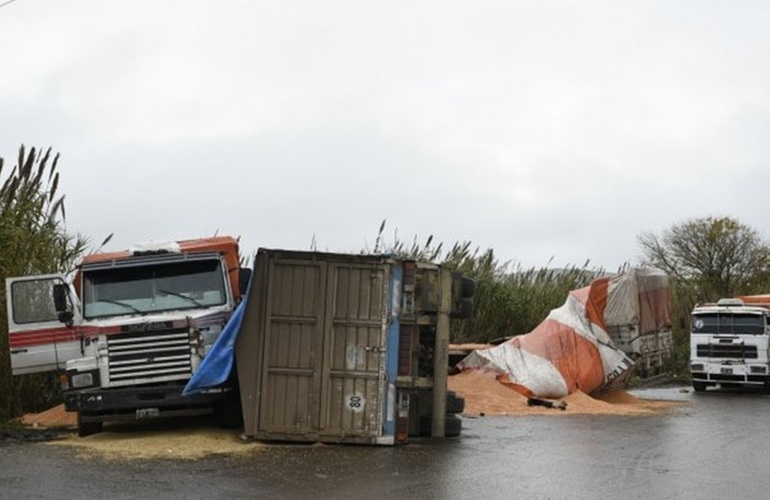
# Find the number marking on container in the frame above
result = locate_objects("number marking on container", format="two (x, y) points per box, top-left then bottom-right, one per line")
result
(347, 393), (366, 413)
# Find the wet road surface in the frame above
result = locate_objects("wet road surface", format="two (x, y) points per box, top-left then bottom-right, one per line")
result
(1, 386), (768, 500)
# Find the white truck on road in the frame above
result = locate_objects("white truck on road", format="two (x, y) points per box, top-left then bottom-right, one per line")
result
(690, 296), (770, 392)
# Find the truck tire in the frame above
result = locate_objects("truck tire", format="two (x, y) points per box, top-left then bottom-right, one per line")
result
(460, 277), (476, 297)
(444, 415), (462, 437)
(692, 381), (707, 393)
(419, 391), (466, 416)
(419, 414), (462, 438)
(77, 412), (103, 437)
(446, 391), (465, 415)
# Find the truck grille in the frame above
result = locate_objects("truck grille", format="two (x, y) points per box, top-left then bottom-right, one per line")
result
(106, 328), (193, 385)
(696, 344), (758, 359)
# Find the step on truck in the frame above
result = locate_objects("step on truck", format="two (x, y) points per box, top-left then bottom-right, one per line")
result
(690, 296), (770, 392)
(5, 236), (250, 436)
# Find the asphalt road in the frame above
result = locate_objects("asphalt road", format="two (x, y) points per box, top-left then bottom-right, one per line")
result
(1, 386), (768, 500)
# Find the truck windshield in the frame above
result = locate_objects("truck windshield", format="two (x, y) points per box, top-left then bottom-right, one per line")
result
(82, 258), (227, 319)
(691, 313), (767, 335)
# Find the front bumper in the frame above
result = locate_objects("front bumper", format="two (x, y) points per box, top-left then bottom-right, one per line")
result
(691, 363), (769, 385)
(64, 383), (231, 421)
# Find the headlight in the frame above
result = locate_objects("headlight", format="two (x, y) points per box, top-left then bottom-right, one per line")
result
(70, 372), (94, 389)
(750, 365), (767, 374)
(690, 364), (704, 372)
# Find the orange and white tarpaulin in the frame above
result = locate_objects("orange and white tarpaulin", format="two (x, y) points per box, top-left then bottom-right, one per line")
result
(457, 267), (670, 398)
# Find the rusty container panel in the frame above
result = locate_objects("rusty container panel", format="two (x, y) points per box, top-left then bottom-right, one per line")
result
(237, 249), (396, 445)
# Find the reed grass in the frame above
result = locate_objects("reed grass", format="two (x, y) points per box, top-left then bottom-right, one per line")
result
(370, 220), (603, 343)
(0, 146), (87, 421)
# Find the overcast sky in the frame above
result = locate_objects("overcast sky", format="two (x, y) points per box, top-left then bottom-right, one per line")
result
(1, 1), (768, 270)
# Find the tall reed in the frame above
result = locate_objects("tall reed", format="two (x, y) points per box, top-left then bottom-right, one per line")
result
(0, 146), (87, 421)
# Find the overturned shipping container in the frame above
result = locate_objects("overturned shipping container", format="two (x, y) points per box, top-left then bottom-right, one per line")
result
(235, 249), (470, 445)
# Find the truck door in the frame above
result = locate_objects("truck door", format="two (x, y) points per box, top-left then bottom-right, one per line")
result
(5, 275), (82, 375)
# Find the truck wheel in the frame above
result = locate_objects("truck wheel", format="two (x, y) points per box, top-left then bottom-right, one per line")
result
(444, 415), (462, 437)
(692, 381), (707, 393)
(418, 391), (466, 416)
(446, 391), (465, 414)
(77, 412), (103, 437)
(418, 415), (462, 438)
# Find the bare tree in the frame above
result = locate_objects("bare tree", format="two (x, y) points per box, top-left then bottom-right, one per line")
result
(638, 216), (770, 302)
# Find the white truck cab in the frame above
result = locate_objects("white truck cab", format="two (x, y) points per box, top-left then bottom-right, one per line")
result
(4, 236), (249, 436)
(690, 297), (770, 392)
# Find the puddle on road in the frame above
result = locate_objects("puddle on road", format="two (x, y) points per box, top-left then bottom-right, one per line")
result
(1, 425), (69, 445)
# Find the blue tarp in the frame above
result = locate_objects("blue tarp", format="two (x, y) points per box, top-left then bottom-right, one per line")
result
(182, 299), (245, 396)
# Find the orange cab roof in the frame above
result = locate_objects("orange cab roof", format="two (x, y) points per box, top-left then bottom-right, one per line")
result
(738, 294), (770, 309)
(76, 236), (243, 300)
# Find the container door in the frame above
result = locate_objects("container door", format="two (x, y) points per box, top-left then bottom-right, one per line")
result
(254, 256), (390, 443)
(257, 258), (326, 436)
(5, 275), (82, 375)
(321, 262), (388, 441)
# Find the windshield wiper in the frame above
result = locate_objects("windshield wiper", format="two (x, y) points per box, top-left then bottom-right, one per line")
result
(158, 289), (204, 308)
(96, 299), (143, 314)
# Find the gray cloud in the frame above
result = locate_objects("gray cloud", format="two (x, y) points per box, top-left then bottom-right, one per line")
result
(2, 0), (769, 270)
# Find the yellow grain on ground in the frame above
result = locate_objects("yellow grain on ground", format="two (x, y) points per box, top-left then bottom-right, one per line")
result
(48, 427), (266, 461)
(26, 372), (684, 462)
(449, 371), (685, 416)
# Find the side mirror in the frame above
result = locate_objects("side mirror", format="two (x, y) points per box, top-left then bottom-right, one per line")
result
(58, 311), (74, 328)
(53, 283), (74, 327)
(238, 268), (253, 296)
(53, 283), (69, 312)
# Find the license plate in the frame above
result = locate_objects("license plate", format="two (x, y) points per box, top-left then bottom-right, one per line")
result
(136, 408), (160, 419)
(721, 367), (733, 375)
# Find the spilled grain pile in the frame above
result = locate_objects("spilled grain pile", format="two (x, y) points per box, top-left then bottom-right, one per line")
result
(47, 426), (265, 461)
(17, 373), (682, 461)
(449, 371), (682, 416)
(20, 404), (75, 428)
(18, 405), (263, 461)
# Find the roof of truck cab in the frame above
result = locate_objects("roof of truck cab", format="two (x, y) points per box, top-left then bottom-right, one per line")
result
(80, 236), (239, 264)
(693, 295), (770, 312)
(694, 301), (770, 314)
(75, 236), (243, 299)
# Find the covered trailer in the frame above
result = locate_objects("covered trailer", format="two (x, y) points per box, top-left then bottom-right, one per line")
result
(457, 267), (671, 398)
